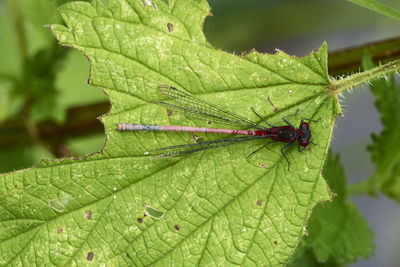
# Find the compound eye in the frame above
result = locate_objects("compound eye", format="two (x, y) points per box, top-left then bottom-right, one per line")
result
(299, 137), (309, 146)
(300, 122), (309, 130)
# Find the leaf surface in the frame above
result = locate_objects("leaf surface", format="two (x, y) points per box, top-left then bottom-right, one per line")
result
(0, 0), (340, 265)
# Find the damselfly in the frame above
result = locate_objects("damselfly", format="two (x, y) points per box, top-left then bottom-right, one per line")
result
(117, 85), (320, 170)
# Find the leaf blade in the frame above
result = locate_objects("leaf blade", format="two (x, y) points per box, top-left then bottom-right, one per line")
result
(0, 0), (339, 265)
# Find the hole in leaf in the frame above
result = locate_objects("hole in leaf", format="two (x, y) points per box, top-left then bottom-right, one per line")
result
(137, 218), (143, 224)
(144, 204), (165, 219)
(49, 198), (64, 212)
(258, 162), (266, 168)
(191, 134), (204, 143)
(57, 226), (63, 234)
(143, 0), (156, 10)
(256, 200), (262, 206)
(174, 224), (180, 231)
(273, 241), (278, 245)
(166, 109), (173, 116)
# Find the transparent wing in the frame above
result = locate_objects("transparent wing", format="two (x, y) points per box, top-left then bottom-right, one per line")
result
(147, 135), (268, 158)
(154, 85), (265, 130)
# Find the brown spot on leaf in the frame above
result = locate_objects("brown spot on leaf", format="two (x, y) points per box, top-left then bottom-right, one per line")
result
(167, 110), (173, 116)
(137, 218), (143, 224)
(174, 224), (180, 231)
(167, 22), (173, 32)
(273, 240), (278, 245)
(85, 210), (92, 219)
(87, 252), (94, 261)
(256, 200), (262, 206)
(258, 162), (266, 168)
(57, 226), (63, 234)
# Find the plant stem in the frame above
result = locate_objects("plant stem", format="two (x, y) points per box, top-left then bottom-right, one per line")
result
(328, 36), (400, 76)
(327, 58), (400, 95)
(347, 179), (375, 197)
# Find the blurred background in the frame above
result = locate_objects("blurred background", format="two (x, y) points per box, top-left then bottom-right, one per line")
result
(0, 0), (399, 266)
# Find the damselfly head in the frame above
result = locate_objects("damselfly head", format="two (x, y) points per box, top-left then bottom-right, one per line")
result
(298, 122), (311, 146)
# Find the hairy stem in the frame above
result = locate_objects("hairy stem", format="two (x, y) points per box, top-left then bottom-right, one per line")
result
(327, 59), (400, 95)
(347, 179), (375, 197)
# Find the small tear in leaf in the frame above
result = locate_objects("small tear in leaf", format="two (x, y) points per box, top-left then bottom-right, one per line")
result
(267, 96), (278, 113)
(85, 210), (92, 219)
(144, 204), (165, 219)
(49, 198), (64, 212)
(167, 23), (173, 32)
(191, 134), (204, 143)
(87, 252), (94, 261)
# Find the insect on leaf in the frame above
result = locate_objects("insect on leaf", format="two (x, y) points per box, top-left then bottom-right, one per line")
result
(0, 0), (341, 265)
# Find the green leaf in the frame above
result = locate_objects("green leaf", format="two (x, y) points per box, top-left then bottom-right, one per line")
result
(360, 51), (400, 201)
(287, 241), (342, 267)
(304, 151), (374, 264)
(1, 0), (71, 124)
(0, 0), (341, 265)
(23, 45), (69, 123)
(348, 0), (400, 21)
